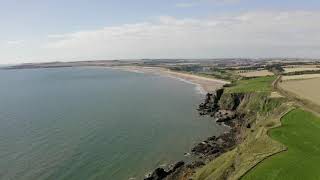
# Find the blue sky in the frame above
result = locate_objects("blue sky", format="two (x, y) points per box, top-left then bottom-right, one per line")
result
(1, 0), (320, 64)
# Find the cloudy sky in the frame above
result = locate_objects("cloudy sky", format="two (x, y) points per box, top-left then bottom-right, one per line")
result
(0, 0), (320, 64)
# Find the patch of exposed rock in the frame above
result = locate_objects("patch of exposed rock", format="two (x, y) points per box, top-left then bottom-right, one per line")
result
(145, 89), (249, 180)
(144, 161), (185, 180)
(198, 89), (224, 115)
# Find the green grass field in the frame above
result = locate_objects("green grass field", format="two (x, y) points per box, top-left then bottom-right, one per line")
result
(193, 101), (290, 180)
(226, 76), (276, 93)
(242, 109), (320, 180)
(193, 75), (287, 180)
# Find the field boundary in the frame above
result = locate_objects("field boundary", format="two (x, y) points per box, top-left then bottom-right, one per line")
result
(239, 107), (295, 179)
(274, 76), (320, 115)
(240, 76), (320, 178)
(239, 76), (300, 178)
(240, 149), (287, 179)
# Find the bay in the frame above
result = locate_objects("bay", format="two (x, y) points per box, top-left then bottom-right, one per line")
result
(0, 67), (225, 180)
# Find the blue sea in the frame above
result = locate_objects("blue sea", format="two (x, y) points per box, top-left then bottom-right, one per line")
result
(0, 67), (224, 180)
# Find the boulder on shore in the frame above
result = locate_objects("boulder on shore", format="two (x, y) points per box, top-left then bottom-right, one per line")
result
(144, 161), (185, 180)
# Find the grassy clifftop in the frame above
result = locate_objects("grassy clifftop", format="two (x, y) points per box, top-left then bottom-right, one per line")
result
(243, 109), (320, 179)
(225, 76), (276, 93)
(193, 75), (292, 180)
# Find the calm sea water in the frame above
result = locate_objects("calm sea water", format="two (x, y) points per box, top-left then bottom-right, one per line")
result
(0, 67), (225, 180)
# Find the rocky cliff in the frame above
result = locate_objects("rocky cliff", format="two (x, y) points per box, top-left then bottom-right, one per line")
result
(144, 89), (277, 180)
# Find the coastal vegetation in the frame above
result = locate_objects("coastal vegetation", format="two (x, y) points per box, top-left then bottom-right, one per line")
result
(237, 70), (274, 78)
(194, 103), (291, 180)
(200, 68), (237, 81)
(243, 109), (320, 180)
(145, 70), (287, 179)
(192, 61), (320, 180)
(225, 76), (276, 93)
(169, 66), (237, 82)
(283, 69), (320, 76)
(4, 59), (320, 180)
(193, 75), (290, 180)
(265, 64), (284, 74)
(283, 67), (320, 73)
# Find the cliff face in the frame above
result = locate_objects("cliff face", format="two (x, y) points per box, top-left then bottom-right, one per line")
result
(198, 91), (249, 127)
(145, 90), (246, 180)
(198, 89), (224, 115)
(218, 92), (281, 118)
(192, 91), (286, 180)
(145, 89), (283, 180)
(219, 93), (245, 111)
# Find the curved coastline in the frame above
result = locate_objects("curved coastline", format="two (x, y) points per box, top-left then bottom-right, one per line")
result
(107, 66), (233, 179)
(107, 66), (240, 180)
(0, 67), (227, 180)
(108, 66), (229, 94)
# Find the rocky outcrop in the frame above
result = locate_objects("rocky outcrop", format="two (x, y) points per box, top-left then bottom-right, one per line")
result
(214, 110), (236, 122)
(198, 89), (247, 120)
(218, 93), (245, 111)
(145, 168), (168, 180)
(191, 130), (237, 159)
(145, 89), (250, 180)
(144, 161), (185, 180)
(198, 89), (224, 115)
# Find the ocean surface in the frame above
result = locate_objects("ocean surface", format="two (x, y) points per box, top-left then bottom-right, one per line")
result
(0, 67), (225, 180)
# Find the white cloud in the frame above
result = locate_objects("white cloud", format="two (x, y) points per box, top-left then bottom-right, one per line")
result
(6, 40), (24, 46)
(1, 10), (320, 64)
(44, 11), (320, 60)
(199, 0), (240, 3)
(175, 2), (197, 8)
(175, 0), (240, 8)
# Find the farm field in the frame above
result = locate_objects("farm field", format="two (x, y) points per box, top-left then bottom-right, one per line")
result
(282, 74), (320, 81)
(238, 70), (274, 77)
(242, 109), (320, 180)
(226, 76), (276, 93)
(279, 78), (320, 105)
(283, 67), (320, 73)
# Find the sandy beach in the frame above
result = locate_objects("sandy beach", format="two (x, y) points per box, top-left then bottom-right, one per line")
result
(110, 66), (229, 93)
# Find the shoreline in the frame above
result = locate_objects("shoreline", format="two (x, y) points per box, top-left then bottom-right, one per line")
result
(108, 66), (234, 179)
(145, 88), (244, 180)
(3, 64), (229, 94)
(108, 66), (229, 93)
(5, 65), (234, 179)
